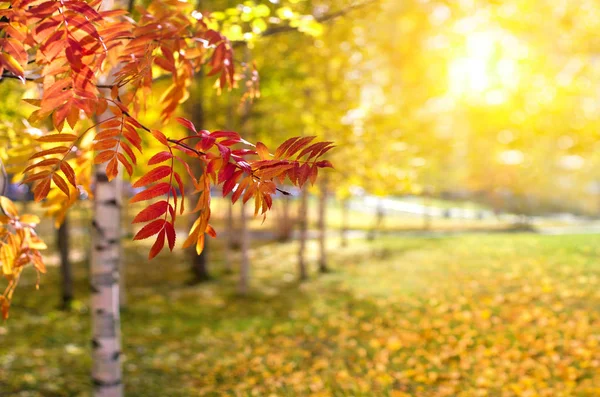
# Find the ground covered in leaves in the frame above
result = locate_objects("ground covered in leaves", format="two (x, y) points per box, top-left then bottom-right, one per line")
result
(2, 233), (600, 396)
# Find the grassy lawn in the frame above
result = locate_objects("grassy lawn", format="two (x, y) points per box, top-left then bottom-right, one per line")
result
(2, 233), (600, 396)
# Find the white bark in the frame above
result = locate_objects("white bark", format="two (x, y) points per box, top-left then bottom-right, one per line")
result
(91, 3), (124, 385)
(91, 164), (123, 397)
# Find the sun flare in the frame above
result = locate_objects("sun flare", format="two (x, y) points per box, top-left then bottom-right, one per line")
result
(448, 28), (525, 104)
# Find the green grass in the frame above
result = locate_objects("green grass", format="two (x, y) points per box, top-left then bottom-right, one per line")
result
(2, 233), (600, 396)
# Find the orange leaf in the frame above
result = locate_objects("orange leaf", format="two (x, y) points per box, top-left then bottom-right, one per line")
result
(23, 158), (60, 173)
(151, 130), (168, 145)
(33, 178), (51, 202)
(60, 161), (77, 187)
(256, 142), (270, 160)
(37, 134), (78, 143)
(117, 153), (133, 176)
(106, 157), (118, 181)
(206, 224), (217, 238)
(22, 171), (51, 184)
(94, 151), (114, 164)
(52, 174), (70, 198)
(29, 146), (70, 160)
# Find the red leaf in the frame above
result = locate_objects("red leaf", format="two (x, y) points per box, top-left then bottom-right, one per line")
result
(132, 200), (169, 223)
(284, 136), (316, 158)
(210, 130), (240, 140)
(165, 222), (176, 251)
(130, 183), (171, 203)
(148, 151), (173, 165)
(176, 117), (197, 133)
(222, 170), (243, 196)
(315, 160), (334, 168)
(298, 163), (311, 186)
(149, 229), (165, 259)
(274, 137), (299, 159)
(133, 219), (166, 240)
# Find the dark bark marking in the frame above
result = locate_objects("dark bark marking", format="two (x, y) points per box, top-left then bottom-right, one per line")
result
(95, 313), (117, 338)
(92, 378), (122, 387)
(92, 272), (115, 287)
(95, 173), (109, 182)
(102, 198), (120, 207)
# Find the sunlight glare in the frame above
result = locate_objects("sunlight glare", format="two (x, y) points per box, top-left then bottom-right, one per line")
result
(448, 27), (524, 105)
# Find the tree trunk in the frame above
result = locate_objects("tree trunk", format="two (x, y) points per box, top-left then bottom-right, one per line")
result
(91, 32), (124, 390)
(367, 199), (384, 241)
(223, 200), (234, 273)
(58, 215), (73, 309)
(340, 198), (349, 247)
(297, 186), (309, 281)
(188, 56), (211, 283)
(191, 242), (210, 282)
(277, 194), (292, 241)
(317, 177), (328, 273)
(118, 189), (128, 309)
(238, 202), (250, 294)
(90, 164), (123, 397)
(423, 194), (431, 231)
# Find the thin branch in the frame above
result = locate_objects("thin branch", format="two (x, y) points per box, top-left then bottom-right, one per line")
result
(1, 74), (36, 83)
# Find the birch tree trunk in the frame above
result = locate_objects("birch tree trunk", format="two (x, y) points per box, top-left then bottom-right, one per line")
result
(91, 165), (123, 397)
(58, 215), (73, 309)
(91, 9), (124, 387)
(317, 177), (329, 273)
(238, 202), (250, 294)
(297, 186), (308, 281)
